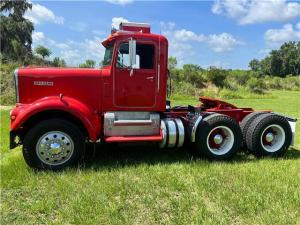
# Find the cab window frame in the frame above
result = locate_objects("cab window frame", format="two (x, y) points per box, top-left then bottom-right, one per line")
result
(115, 39), (157, 71)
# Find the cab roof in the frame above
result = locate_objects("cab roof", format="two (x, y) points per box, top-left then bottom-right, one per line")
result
(102, 22), (168, 47)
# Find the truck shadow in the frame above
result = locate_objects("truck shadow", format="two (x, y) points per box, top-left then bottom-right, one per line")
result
(82, 143), (300, 170)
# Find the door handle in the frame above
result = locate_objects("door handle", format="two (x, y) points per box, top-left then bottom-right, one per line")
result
(146, 76), (154, 80)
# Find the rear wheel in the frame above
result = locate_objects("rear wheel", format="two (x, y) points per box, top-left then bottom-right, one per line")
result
(23, 119), (85, 170)
(240, 111), (267, 149)
(245, 114), (292, 157)
(195, 114), (242, 160)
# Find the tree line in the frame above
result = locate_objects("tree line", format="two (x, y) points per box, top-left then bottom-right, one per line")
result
(249, 42), (300, 77)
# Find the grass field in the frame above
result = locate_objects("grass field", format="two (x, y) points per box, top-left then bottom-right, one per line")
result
(1, 90), (300, 224)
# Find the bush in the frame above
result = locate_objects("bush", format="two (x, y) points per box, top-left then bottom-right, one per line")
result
(246, 77), (266, 94)
(206, 67), (228, 87)
(264, 76), (283, 89)
(0, 63), (18, 105)
(282, 76), (300, 90)
(218, 88), (243, 99)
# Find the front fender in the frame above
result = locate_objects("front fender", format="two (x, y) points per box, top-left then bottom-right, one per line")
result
(10, 96), (100, 141)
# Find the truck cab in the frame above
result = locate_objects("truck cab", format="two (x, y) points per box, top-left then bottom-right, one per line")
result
(9, 22), (296, 170)
(101, 23), (168, 111)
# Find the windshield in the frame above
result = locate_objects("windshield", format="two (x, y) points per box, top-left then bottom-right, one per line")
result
(102, 42), (114, 67)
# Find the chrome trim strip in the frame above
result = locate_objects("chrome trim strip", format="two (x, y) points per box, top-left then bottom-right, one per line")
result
(191, 115), (203, 142)
(14, 69), (19, 103)
(114, 119), (153, 126)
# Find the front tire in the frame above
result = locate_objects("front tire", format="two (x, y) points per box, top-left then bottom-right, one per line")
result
(23, 119), (85, 170)
(195, 114), (242, 160)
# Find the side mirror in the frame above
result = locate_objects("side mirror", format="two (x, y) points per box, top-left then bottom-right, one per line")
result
(128, 38), (136, 67)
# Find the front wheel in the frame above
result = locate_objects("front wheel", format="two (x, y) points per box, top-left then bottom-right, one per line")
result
(195, 114), (242, 160)
(23, 119), (85, 170)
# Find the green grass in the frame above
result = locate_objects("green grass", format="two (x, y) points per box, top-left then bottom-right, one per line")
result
(1, 90), (300, 224)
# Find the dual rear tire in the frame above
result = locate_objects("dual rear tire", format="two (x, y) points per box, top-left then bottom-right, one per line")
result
(243, 113), (292, 157)
(194, 112), (292, 160)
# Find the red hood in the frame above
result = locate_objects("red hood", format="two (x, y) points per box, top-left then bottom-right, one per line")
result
(16, 67), (110, 106)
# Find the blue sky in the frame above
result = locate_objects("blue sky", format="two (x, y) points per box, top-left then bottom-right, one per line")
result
(27, 0), (300, 68)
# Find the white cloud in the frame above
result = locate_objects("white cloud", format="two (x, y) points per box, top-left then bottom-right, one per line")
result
(162, 25), (200, 64)
(207, 33), (242, 52)
(162, 22), (241, 61)
(82, 37), (105, 59)
(297, 22), (300, 30)
(60, 49), (81, 64)
(32, 31), (105, 66)
(25, 3), (64, 24)
(264, 23), (300, 46)
(212, 0), (300, 25)
(173, 29), (206, 42)
(55, 37), (105, 66)
(111, 17), (129, 29)
(32, 32), (45, 42)
(105, 0), (133, 5)
(160, 22), (176, 30)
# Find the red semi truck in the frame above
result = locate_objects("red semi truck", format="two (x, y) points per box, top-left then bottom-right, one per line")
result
(10, 22), (296, 170)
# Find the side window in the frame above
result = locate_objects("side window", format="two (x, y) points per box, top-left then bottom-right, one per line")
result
(137, 44), (154, 69)
(116, 42), (154, 69)
(116, 42), (130, 68)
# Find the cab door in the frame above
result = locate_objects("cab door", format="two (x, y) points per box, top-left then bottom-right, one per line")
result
(113, 40), (157, 108)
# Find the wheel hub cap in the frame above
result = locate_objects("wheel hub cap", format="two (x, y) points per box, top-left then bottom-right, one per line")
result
(213, 134), (223, 145)
(49, 143), (62, 154)
(206, 126), (235, 156)
(36, 131), (74, 166)
(261, 124), (285, 153)
(265, 132), (274, 143)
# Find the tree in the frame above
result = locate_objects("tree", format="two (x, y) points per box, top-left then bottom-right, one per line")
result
(168, 57), (177, 70)
(79, 59), (96, 68)
(0, 0), (33, 61)
(249, 41), (300, 76)
(269, 50), (283, 76)
(249, 59), (260, 72)
(279, 42), (300, 75)
(1, 0), (32, 19)
(52, 57), (66, 67)
(35, 45), (52, 59)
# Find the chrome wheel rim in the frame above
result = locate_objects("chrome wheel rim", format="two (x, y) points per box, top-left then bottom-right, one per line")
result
(261, 124), (285, 153)
(206, 126), (235, 155)
(36, 131), (74, 166)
